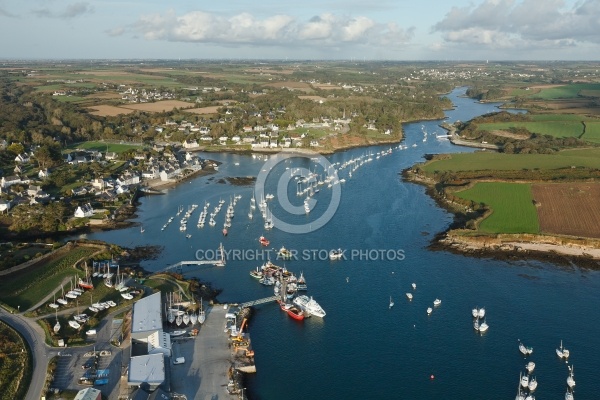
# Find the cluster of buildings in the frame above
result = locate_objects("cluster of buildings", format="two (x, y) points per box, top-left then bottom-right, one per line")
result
(126, 292), (172, 395)
(0, 144), (206, 217)
(119, 86), (177, 103)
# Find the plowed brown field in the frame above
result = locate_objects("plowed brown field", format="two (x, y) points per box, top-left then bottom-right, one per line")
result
(532, 182), (600, 238)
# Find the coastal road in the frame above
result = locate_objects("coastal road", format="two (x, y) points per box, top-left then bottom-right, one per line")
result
(0, 309), (51, 400)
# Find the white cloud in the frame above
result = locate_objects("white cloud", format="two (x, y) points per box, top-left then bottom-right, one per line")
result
(106, 27), (125, 37)
(60, 2), (93, 19)
(32, 2), (93, 19)
(432, 0), (600, 52)
(131, 10), (414, 50)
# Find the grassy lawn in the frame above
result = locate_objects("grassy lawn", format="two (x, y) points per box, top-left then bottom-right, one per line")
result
(0, 247), (99, 310)
(422, 148), (600, 173)
(66, 141), (141, 154)
(455, 182), (539, 234)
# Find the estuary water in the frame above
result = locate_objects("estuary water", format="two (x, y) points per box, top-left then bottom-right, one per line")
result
(84, 88), (599, 399)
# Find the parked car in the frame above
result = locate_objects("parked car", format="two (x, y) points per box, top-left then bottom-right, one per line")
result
(173, 357), (185, 365)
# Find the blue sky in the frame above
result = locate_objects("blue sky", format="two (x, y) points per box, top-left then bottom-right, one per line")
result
(0, 0), (598, 60)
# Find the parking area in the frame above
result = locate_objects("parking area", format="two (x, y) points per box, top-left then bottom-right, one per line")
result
(50, 347), (124, 398)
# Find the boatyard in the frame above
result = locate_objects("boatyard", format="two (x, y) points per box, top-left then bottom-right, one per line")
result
(169, 305), (244, 399)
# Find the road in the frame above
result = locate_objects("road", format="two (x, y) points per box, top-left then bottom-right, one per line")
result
(1, 302), (131, 400)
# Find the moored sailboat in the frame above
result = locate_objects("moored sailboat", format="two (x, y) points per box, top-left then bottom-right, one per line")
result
(556, 340), (570, 359)
(53, 309), (60, 333)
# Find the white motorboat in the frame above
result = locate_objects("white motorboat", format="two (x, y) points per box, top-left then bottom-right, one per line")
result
(473, 319), (480, 331)
(478, 320), (489, 333)
(389, 296), (394, 309)
(565, 389), (574, 400)
(427, 307), (433, 315)
(57, 298), (68, 305)
(472, 307), (479, 318)
(528, 376), (537, 391)
(519, 341), (533, 356)
(329, 249), (343, 260)
(293, 295), (326, 318)
(176, 314), (183, 326)
(520, 374), (529, 388)
(190, 313), (198, 325)
(406, 293), (413, 301)
(411, 283), (416, 290)
(433, 299), (441, 306)
(183, 313), (190, 325)
(68, 320), (81, 330)
(526, 361), (535, 374)
(167, 311), (175, 324)
(556, 340), (570, 359)
(478, 307), (486, 318)
(121, 292), (134, 300)
(567, 365), (575, 388)
(171, 330), (186, 337)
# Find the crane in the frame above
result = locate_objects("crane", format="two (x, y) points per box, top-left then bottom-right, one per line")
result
(231, 318), (247, 342)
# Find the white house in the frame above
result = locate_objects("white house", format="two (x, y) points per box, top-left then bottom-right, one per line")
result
(116, 185), (129, 195)
(182, 139), (198, 149)
(117, 172), (140, 186)
(72, 187), (88, 196)
(141, 169), (159, 179)
(159, 168), (180, 181)
(27, 185), (43, 197)
(14, 153), (30, 164)
(1, 175), (23, 188)
(74, 203), (94, 218)
(0, 200), (12, 213)
(38, 169), (50, 179)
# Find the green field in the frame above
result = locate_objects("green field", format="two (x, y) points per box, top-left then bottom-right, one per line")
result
(0, 247), (98, 310)
(477, 121), (583, 138)
(66, 141), (142, 153)
(581, 122), (600, 143)
(423, 148), (600, 173)
(51, 95), (88, 103)
(455, 182), (539, 234)
(475, 114), (599, 139)
(530, 83), (600, 100)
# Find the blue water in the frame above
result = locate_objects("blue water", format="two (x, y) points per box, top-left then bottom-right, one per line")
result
(82, 89), (600, 399)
